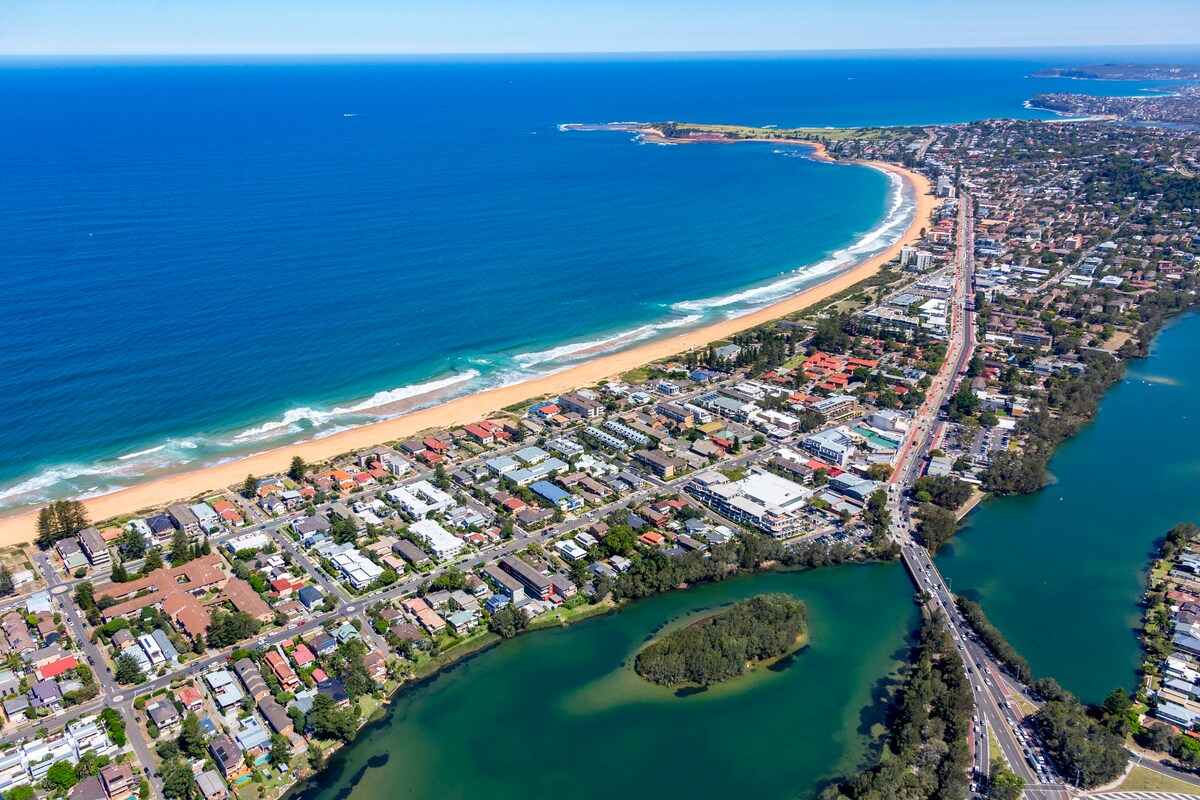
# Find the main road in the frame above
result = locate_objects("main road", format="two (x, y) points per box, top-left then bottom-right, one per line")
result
(884, 193), (1070, 798)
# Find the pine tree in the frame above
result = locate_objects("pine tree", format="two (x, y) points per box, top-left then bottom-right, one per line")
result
(287, 456), (307, 481)
(169, 529), (191, 566)
(110, 560), (129, 583)
(143, 548), (164, 573)
(35, 500), (90, 548)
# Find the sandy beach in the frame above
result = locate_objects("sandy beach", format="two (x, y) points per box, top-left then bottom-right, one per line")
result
(0, 160), (933, 547)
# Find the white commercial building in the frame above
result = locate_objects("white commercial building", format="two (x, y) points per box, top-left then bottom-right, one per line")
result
(686, 470), (811, 538)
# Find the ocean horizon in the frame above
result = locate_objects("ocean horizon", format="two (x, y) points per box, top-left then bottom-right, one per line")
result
(0, 48), (1191, 511)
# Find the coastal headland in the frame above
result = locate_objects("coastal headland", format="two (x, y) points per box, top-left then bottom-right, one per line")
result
(0, 143), (932, 547)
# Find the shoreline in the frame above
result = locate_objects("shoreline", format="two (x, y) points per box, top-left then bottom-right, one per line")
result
(0, 159), (933, 547)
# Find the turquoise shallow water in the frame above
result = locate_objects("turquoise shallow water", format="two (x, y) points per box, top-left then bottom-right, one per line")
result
(0, 47), (1194, 510)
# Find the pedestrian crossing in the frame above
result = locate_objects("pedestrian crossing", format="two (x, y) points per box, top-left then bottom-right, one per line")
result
(1091, 792), (1200, 799)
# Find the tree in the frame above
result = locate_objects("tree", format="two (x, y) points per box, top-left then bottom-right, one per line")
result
(160, 758), (195, 799)
(271, 733), (293, 765)
(331, 518), (358, 545)
(432, 463), (451, 490)
(948, 387), (981, 419)
(142, 548), (164, 573)
(241, 474), (257, 498)
(488, 604), (530, 639)
(0, 565), (13, 596)
(865, 464), (891, 481)
(118, 527), (147, 559)
(915, 504), (959, 554)
(74, 750), (102, 778)
(177, 712), (206, 759)
(169, 528), (191, 566)
(35, 500), (90, 548)
(110, 559), (129, 583)
(206, 609), (262, 648)
(1102, 687), (1132, 719)
(912, 475), (973, 511)
(307, 692), (359, 742)
(45, 760), (79, 790)
(288, 455), (308, 481)
(1031, 698), (1128, 788)
(428, 567), (467, 592)
(99, 707), (127, 746)
(988, 760), (1025, 800)
(113, 652), (145, 685)
(798, 409), (826, 433)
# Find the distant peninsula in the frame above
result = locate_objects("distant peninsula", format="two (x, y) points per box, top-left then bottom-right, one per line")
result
(1031, 63), (1200, 81)
(634, 593), (808, 687)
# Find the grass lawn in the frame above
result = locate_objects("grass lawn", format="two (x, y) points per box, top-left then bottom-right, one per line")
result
(988, 728), (1003, 764)
(620, 366), (656, 384)
(412, 631), (500, 679)
(667, 123), (901, 142)
(1114, 763), (1200, 793)
(1011, 691), (1039, 717)
(527, 599), (615, 631)
(1099, 330), (1134, 353)
(357, 693), (385, 724)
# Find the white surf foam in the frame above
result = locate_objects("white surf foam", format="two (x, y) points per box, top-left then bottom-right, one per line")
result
(671, 170), (910, 316)
(117, 444), (166, 461)
(513, 314), (703, 369)
(228, 370), (481, 444)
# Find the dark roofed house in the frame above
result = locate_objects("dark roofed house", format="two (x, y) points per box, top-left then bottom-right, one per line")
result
(233, 657), (270, 701)
(70, 775), (106, 800)
(294, 515), (332, 536)
(29, 679), (62, 709)
(317, 677), (350, 705)
(147, 699), (182, 733)
(389, 622), (423, 641)
(209, 735), (251, 781)
(393, 540), (431, 566)
(98, 763), (135, 800)
(145, 514), (175, 538)
(257, 695), (294, 735)
(298, 585), (324, 610)
(308, 632), (338, 655)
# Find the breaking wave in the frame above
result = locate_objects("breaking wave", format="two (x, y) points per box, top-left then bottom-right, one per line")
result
(0, 161), (914, 513)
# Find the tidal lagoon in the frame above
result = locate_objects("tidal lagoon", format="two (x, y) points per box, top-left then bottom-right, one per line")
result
(939, 313), (1200, 704)
(287, 563), (918, 800)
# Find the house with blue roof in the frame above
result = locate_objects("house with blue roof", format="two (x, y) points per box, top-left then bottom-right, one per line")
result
(530, 480), (581, 512)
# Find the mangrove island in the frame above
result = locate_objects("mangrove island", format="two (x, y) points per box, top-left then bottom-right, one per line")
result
(634, 593), (808, 687)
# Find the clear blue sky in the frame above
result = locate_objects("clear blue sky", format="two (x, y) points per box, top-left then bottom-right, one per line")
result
(2, 0), (1198, 56)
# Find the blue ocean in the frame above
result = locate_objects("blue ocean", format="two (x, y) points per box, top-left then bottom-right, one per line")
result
(0, 47), (1192, 509)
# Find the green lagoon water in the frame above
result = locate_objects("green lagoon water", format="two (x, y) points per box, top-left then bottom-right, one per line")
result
(286, 314), (1200, 799)
(938, 313), (1200, 705)
(288, 564), (919, 800)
